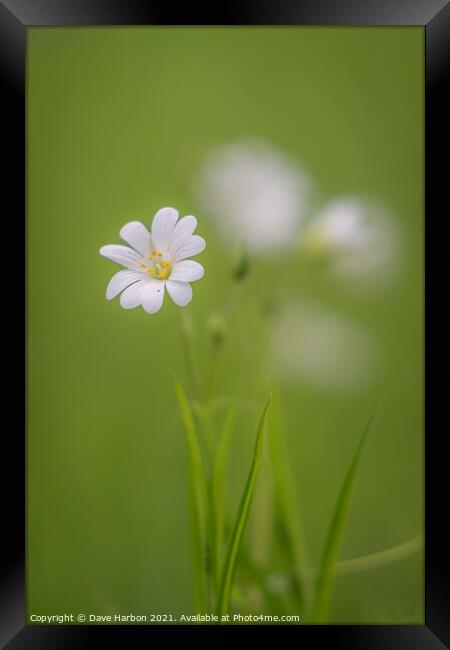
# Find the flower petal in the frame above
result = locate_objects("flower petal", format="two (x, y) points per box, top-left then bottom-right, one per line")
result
(119, 221), (151, 257)
(119, 280), (148, 309)
(106, 269), (143, 300)
(151, 207), (179, 251)
(171, 215), (198, 249)
(171, 235), (206, 262)
(141, 282), (165, 314)
(170, 260), (204, 282)
(99, 244), (142, 270)
(166, 281), (193, 307)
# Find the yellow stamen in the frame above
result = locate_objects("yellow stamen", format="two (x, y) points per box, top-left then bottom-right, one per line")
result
(140, 262), (147, 269)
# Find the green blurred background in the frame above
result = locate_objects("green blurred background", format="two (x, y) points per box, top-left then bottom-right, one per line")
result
(27, 27), (423, 623)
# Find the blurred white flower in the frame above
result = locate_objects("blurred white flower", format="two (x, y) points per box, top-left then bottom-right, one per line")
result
(100, 207), (205, 314)
(302, 198), (400, 285)
(271, 300), (379, 392)
(195, 139), (311, 253)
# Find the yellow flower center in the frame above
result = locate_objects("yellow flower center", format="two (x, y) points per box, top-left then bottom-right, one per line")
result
(139, 250), (172, 280)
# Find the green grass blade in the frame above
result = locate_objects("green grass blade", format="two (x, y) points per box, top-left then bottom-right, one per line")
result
(216, 394), (272, 619)
(269, 392), (312, 611)
(171, 370), (209, 614)
(312, 395), (388, 622)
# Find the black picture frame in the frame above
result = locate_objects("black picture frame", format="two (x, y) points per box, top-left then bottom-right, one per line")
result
(2, 1), (448, 647)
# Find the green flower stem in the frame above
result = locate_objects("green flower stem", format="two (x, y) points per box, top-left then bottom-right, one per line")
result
(212, 392), (239, 588)
(177, 312), (219, 606)
(269, 391), (312, 612)
(171, 371), (209, 615)
(304, 533), (422, 578)
(196, 405), (217, 596)
(178, 309), (202, 400)
(206, 333), (223, 403)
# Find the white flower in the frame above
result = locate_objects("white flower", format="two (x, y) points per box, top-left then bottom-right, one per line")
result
(302, 197), (400, 285)
(100, 207), (205, 314)
(271, 300), (379, 392)
(194, 139), (311, 253)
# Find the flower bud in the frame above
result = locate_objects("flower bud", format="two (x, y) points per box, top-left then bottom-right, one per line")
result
(231, 241), (250, 281)
(208, 313), (227, 348)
